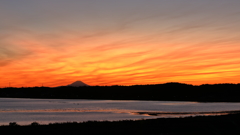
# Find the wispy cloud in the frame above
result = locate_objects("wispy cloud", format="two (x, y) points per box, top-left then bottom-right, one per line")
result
(1, 0), (240, 87)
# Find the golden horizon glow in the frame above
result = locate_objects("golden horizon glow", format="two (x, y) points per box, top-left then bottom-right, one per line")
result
(1, 1), (240, 87)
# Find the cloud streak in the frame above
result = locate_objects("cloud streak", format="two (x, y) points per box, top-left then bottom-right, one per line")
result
(1, 0), (240, 87)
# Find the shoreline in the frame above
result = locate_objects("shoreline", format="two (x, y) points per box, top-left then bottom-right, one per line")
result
(1, 113), (240, 135)
(1, 97), (240, 103)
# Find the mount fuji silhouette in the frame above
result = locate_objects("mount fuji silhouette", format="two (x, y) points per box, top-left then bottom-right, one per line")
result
(68, 81), (89, 87)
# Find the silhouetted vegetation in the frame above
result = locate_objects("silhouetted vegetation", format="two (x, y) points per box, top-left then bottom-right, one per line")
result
(8, 122), (19, 127)
(1, 82), (240, 102)
(30, 122), (40, 126)
(1, 112), (240, 135)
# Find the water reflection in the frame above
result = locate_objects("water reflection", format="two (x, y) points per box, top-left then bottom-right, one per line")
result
(132, 111), (239, 117)
(1, 98), (240, 125)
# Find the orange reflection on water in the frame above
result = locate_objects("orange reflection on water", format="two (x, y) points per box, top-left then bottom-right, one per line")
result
(0, 109), (136, 113)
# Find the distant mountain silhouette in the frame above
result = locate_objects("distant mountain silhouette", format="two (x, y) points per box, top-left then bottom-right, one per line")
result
(68, 81), (89, 87)
(2, 82), (240, 102)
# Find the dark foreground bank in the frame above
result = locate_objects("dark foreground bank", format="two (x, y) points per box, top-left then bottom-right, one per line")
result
(2, 113), (240, 135)
(1, 83), (240, 102)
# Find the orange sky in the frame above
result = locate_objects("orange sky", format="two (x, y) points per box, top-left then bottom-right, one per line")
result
(1, 0), (240, 87)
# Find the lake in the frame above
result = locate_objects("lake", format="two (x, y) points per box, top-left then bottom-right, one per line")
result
(1, 98), (240, 125)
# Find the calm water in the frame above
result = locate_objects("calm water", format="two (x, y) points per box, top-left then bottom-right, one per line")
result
(1, 98), (240, 125)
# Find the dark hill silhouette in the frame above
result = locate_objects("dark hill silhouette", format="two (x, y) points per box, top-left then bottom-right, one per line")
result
(1, 82), (240, 102)
(68, 81), (89, 87)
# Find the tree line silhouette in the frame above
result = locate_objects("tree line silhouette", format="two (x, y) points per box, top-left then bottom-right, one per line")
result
(1, 82), (240, 102)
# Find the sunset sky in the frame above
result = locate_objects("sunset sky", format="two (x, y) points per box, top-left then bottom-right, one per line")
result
(1, 0), (240, 87)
